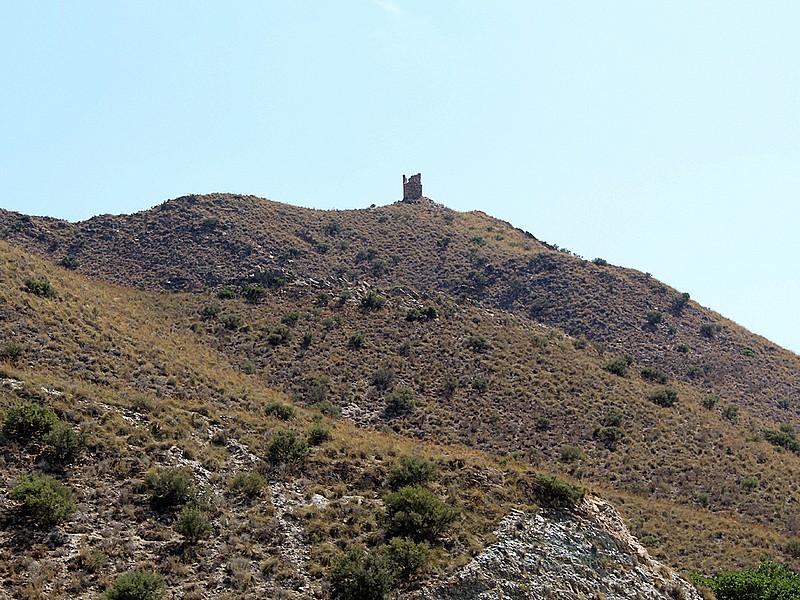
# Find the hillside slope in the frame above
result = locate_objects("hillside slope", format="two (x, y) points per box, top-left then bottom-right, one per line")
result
(0, 240), (714, 599)
(1, 193), (799, 580)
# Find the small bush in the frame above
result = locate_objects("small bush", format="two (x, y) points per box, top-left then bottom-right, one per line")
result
(9, 473), (76, 528)
(146, 468), (197, 510)
(385, 388), (416, 414)
(42, 421), (86, 467)
(348, 333), (365, 349)
(467, 335), (489, 352)
(559, 445), (583, 463)
(764, 426), (800, 454)
(594, 426), (625, 450)
(650, 388), (678, 408)
(231, 470), (266, 499)
(267, 325), (291, 346)
(535, 417), (552, 432)
(266, 430), (309, 466)
(387, 456), (438, 490)
(723, 404), (739, 422)
(329, 549), (393, 600)
(307, 422), (331, 446)
(103, 569), (165, 600)
(646, 311), (664, 326)
(242, 284), (268, 303)
(371, 367), (396, 390)
(2, 402), (58, 443)
(699, 323), (723, 338)
(221, 314), (243, 330)
(217, 288), (237, 300)
(676, 343), (689, 353)
(471, 378), (489, 393)
(406, 306), (438, 322)
(601, 410), (624, 427)
(361, 291), (386, 311)
(281, 311), (301, 326)
(23, 278), (57, 298)
(174, 506), (212, 544)
(265, 402), (295, 420)
(0, 342), (24, 361)
(383, 485), (457, 543)
(531, 473), (584, 507)
(693, 559), (800, 600)
(604, 355), (633, 377)
(701, 395), (719, 409)
(200, 304), (220, 320)
(58, 255), (79, 269)
(640, 367), (669, 384)
(380, 537), (430, 579)
(671, 292), (690, 315)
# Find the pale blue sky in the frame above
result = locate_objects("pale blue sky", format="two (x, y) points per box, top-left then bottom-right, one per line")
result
(2, 2), (798, 353)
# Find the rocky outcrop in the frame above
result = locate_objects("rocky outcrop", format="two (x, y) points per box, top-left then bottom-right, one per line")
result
(416, 495), (701, 600)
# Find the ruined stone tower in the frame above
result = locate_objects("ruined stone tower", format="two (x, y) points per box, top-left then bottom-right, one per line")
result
(402, 173), (423, 202)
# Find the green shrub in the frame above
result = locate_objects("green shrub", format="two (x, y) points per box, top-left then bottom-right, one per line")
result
(386, 456), (438, 490)
(221, 314), (243, 330)
(530, 473), (584, 508)
(313, 399), (341, 418)
(671, 292), (690, 315)
(467, 335), (489, 352)
(267, 325), (291, 346)
(646, 311), (664, 326)
(380, 537), (430, 579)
(231, 470), (266, 499)
(200, 304), (220, 320)
(348, 333), (365, 349)
(383, 485), (457, 543)
(174, 506), (212, 544)
(9, 473), (76, 528)
(329, 548), (393, 600)
(241, 360), (256, 374)
(266, 430), (308, 466)
(2, 402), (58, 443)
(676, 343), (689, 353)
(693, 559), (800, 600)
(594, 426), (625, 450)
(601, 410), (624, 427)
(604, 355), (633, 377)
(361, 291), (386, 310)
(301, 332), (314, 348)
(640, 367), (669, 384)
(764, 426), (800, 454)
(650, 388), (678, 408)
(371, 367), (396, 390)
(700, 323), (723, 338)
(471, 378), (489, 393)
(535, 417), (552, 432)
(406, 306), (438, 322)
(216, 288), (237, 299)
(559, 445), (583, 463)
(307, 422), (331, 446)
(281, 311), (301, 325)
(42, 421), (86, 467)
(23, 277), (57, 298)
(103, 569), (165, 600)
(58, 255), (79, 269)
(723, 405), (739, 422)
(242, 284), (268, 303)
(146, 468), (197, 510)
(0, 342), (24, 360)
(385, 388), (416, 414)
(265, 402), (295, 420)
(701, 395), (719, 409)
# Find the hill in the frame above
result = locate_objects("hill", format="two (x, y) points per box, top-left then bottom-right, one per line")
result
(1, 192), (800, 596)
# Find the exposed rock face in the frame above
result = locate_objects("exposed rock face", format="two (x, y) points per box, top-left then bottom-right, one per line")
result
(416, 495), (701, 600)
